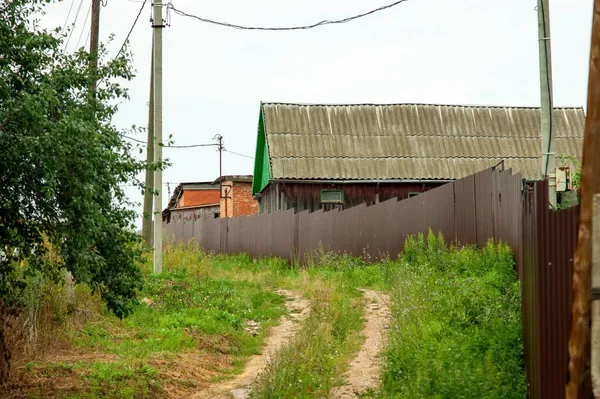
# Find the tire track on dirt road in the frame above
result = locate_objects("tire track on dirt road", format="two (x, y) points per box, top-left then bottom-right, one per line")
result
(329, 289), (390, 399)
(191, 289), (310, 399)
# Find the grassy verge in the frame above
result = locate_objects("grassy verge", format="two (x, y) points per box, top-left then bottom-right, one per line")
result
(380, 232), (526, 398)
(14, 245), (375, 398)
(11, 235), (526, 398)
(16, 244), (290, 398)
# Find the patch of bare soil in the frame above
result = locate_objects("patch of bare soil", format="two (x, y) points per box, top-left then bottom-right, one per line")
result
(0, 349), (118, 399)
(329, 290), (390, 399)
(191, 289), (310, 399)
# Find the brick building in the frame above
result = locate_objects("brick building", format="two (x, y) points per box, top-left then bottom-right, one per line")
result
(217, 175), (259, 218)
(163, 176), (259, 223)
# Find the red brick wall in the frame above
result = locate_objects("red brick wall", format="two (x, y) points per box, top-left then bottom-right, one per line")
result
(232, 182), (258, 217)
(220, 181), (258, 217)
(181, 189), (220, 207)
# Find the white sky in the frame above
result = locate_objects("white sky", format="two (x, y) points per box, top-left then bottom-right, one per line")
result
(39, 0), (593, 226)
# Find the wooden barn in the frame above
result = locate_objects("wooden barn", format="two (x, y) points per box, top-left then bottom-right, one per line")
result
(251, 103), (585, 213)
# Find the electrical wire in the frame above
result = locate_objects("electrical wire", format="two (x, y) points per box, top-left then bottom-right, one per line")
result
(122, 135), (147, 144)
(224, 149), (254, 159)
(114, 0), (148, 61)
(62, 0), (76, 32)
(166, 143), (219, 148)
(64, 0), (85, 50)
(75, 1), (93, 49)
(168, 0), (410, 31)
(121, 135), (218, 148)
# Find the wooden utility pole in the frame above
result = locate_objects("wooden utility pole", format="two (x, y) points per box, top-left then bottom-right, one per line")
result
(152, 1), (164, 273)
(537, 0), (557, 208)
(566, 0), (600, 397)
(89, 0), (101, 95)
(142, 33), (155, 244)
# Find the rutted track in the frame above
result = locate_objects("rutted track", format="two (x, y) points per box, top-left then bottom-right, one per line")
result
(191, 290), (310, 399)
(330, 290), (390, 398)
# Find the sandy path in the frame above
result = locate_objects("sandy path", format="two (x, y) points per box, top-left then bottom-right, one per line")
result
(191, 289), (310, 399)
(329, 290), (390, 399)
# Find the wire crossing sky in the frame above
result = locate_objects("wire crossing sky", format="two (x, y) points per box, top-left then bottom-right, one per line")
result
(167, 0), (411, 31)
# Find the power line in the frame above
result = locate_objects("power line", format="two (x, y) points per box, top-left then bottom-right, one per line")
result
(121, 135), (218, 148)
(75, 1), (93, 49)
(114, 0), (148, 60)
(166, 143), (218, 149)
(122, 135), (147, 144)
(224, 149), (254, 159)
(168, 0), (410, 31)
(62, 0), (76, 32)
(64, 0), (85, 50)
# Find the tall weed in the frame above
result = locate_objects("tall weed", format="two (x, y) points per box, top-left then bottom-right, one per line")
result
(381, 233), (526, 398)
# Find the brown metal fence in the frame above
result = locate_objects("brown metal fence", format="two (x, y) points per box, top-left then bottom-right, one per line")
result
(521, 181), (579, 399)
(164, 168), (524, 262)
(163, 167), (580, 399)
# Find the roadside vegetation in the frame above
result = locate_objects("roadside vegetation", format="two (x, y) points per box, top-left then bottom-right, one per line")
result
(4, 236), (526, 398)
(380, 232), (526, 398)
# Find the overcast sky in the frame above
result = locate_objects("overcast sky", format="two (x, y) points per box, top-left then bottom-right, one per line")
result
(40, 0), (592, 225)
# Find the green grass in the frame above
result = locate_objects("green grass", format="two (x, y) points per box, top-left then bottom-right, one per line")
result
(380, 232), (527, 398)
(24, 244), (291, 398)
(249, 273), (366, 399)
(20, 239), (526, 398)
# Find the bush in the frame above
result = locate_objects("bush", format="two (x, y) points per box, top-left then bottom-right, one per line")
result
(381, 232), (526, 398)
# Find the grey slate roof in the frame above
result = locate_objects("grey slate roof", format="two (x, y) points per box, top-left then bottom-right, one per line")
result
(261, 103), (585, 181)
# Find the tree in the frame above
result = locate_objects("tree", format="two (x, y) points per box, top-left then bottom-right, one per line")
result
(0, 0), (156, 320)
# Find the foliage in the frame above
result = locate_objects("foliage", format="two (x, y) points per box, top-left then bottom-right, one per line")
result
(15, 246), (288, 397)
(558, 154), (582, 190)
(0, 0), (159, 318)
(381, 232), (526, 398)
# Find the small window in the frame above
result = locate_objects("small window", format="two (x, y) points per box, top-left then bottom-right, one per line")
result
(320, 190), (344, 204)
(214, 212), (220, 219)
(408, 192), (420, 198)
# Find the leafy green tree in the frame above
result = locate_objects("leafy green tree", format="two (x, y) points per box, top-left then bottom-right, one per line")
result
(0, 0), (156, 319)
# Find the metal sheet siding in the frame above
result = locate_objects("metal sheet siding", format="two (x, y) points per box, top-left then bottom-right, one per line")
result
(520, 181), (579, 399)
(262, 103), (584, 181)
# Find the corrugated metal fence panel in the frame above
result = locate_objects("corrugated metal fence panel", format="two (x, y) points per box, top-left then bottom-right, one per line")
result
(521, 186), (537, 399)
(270, 210), (295, 261)
(375, 198), (400, 259)
(520, 181), (579, 399)
(193, 219), (203, 244)
(475, 168), (494, 246)
(182, 220), (194, 243)
(454, 174), (477, 246)
(219, 218), (228, 253)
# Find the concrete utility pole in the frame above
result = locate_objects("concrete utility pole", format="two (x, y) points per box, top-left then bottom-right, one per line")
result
(89, 0), (101, 95)
(152, 1), (164, 273)
(537, 0), (557, 208)
(142, 33), (155, 244)
(566, 0), (600, 397)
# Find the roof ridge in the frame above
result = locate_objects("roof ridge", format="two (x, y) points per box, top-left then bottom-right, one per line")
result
(271, 155), (541, 160)
(267, 132), (584, 139)
(261, 102), (584, 110)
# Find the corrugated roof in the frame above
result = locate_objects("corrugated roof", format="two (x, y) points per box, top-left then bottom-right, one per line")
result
(261, 103), (585, 181)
